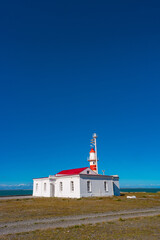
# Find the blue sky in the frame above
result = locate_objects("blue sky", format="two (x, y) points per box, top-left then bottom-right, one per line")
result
(0, 0), (160, 188)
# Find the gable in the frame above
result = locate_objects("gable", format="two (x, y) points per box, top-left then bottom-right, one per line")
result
(80, 168), (97, 175)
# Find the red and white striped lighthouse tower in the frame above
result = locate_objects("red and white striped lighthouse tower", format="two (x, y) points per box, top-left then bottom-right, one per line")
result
(88, 133), (98, 174)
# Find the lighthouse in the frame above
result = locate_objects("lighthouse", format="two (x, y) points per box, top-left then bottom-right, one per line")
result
(33, 132), (120, 198)
(88, 133), (98, 174)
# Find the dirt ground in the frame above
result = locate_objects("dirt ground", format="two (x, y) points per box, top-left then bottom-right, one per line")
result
(0, 192), (160, 239)
(1, 215), (160, 240)
(0, 192), (160, 223)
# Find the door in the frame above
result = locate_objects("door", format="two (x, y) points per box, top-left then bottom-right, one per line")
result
(50, 183), (55, 197)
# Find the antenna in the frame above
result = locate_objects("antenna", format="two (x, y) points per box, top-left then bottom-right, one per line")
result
(102, 170), (105, 175)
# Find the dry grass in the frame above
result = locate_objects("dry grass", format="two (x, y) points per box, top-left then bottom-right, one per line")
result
(1, 215), (160, 240)
(0, 192), (160, 223)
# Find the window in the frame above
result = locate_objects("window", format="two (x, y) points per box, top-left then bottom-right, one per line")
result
(44, 183), (46, 192)
(87, 171), (89, 174)
(70, 181), (74, 191)
(104, 181), (108, 192)
(36, 183), (38, 192)
(60, 182), (63, 191)
(87, 181), (91, 192)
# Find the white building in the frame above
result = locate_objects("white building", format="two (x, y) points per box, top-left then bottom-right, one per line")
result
(33, 134), (120, 198)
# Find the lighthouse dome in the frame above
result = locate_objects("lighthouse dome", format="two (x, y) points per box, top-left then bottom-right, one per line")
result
(90, 148), (95, 153)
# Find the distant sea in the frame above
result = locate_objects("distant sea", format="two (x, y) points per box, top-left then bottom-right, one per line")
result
(0, 188), (160, 197)
(120, 188), (160, 193)
(0, 190), (33, 197)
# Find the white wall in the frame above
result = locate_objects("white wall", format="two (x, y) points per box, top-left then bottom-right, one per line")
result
(55, 176), (80, 198)
(33, 178), (51, 197)
(33, 175), (120, 198)
(80, 175), (115, 197)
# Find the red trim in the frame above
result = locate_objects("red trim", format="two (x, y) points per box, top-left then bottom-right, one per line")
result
(90, 148), (95, 153)
(90, 165), (97, 171)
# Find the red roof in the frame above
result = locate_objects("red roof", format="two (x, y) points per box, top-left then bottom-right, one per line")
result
(90, 148), (95, 153)
(56, 167), (88, 175)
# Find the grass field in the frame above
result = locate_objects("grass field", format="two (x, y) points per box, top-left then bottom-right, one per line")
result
(1, 215), (160, 240)
(0, 192), (160, 223)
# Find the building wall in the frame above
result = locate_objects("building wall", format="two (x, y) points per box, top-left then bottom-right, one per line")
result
(33, 178), (51, 197)
(33, 175), (120, 198)
(55, 176), (80, 198)
(79, 175), (115, 197)
(113, 178), (120, 196)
